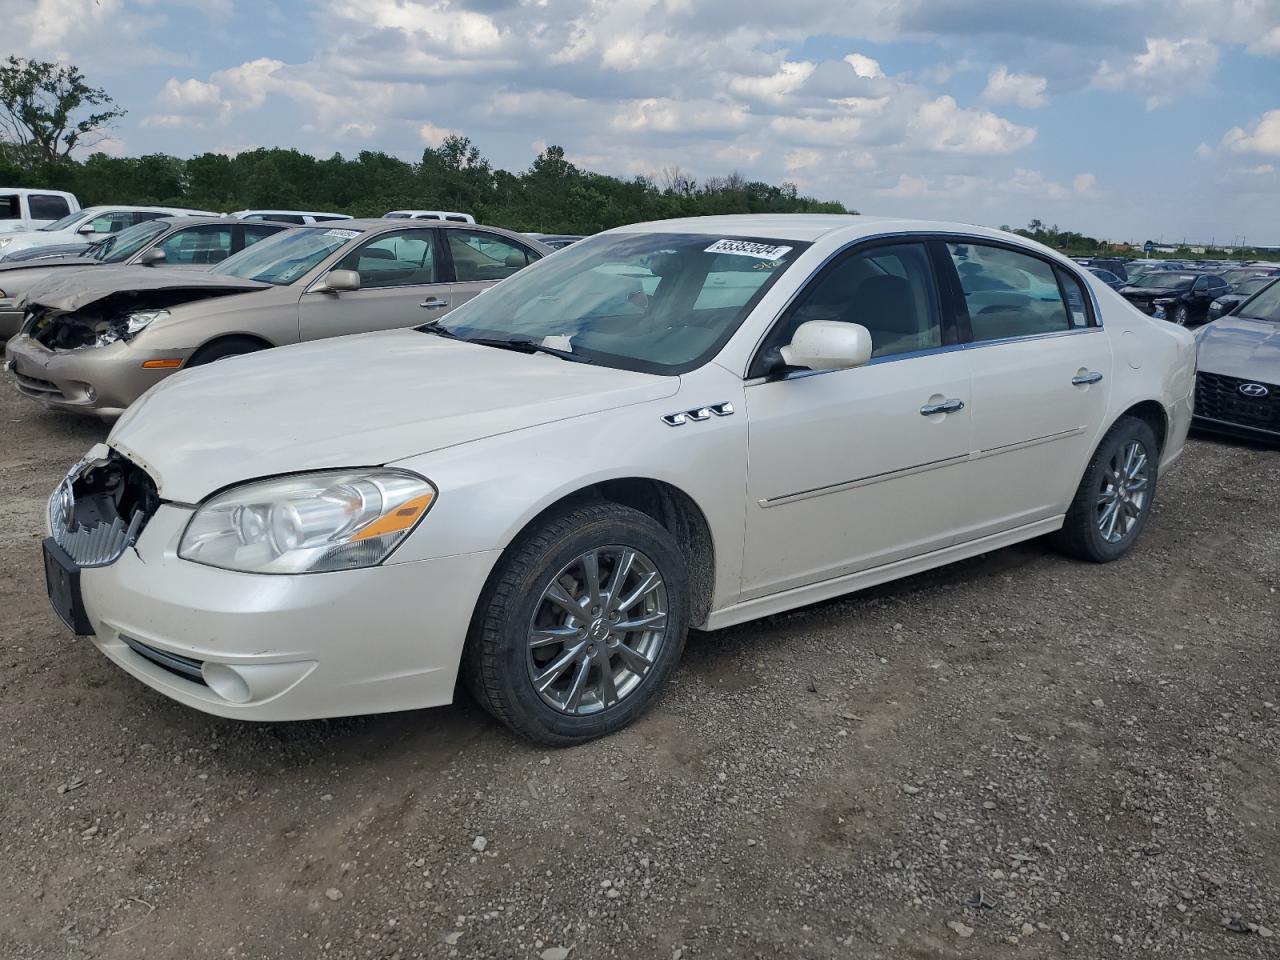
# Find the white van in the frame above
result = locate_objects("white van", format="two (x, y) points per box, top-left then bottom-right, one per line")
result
(383, 209), (475, 223)
(0, 189), (81, 233)
(231, 209), (353, 225)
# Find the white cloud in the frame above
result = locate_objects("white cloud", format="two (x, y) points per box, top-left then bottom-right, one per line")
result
(419, 122), (456, 147)
(1094, 38), (1219, 109)
(982, 66), (1048, 108)
(727, 61), (816, 103)
(843, 53), (884, 80)
(908, 96), (1037, 154)
(1220, 109), (1280, 156)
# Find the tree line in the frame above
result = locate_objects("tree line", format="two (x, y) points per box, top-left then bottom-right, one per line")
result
(0, 56), (849, 233)
(1, 139), (851, 234)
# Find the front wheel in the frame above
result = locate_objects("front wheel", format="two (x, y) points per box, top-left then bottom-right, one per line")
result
(1170, 303), (1189, 326)
(1053, 416), (1160, 563)
(462, 502), (689, 744)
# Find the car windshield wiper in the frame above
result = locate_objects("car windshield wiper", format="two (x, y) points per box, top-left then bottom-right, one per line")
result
(418, 321), (591, 362)
(466, 335), (594, 364)
(417, 319), (464, 339)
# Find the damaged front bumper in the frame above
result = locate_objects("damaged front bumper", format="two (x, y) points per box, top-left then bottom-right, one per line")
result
(4, 334), (193, 417)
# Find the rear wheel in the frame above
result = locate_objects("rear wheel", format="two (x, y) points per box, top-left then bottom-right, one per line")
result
(463, 502), (689, 744)
(187, 336), (269, 367)
(1054, 415), (1160, 563)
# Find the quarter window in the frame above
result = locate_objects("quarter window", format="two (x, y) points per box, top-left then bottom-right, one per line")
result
(29, 194), (71, 220)
(337, 229), (438, 288)
(772, 242), (943, 361)
(948, 243), (1070, 341)
(448, 230), (536, 282)
(0, 195), (19, 219)
(1056, 268), (1093, 329)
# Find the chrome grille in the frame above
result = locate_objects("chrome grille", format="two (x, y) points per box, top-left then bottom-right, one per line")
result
(47, 452), (157, 567)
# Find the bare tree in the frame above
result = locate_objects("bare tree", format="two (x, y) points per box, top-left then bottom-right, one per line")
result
(0, 57), (125, 165)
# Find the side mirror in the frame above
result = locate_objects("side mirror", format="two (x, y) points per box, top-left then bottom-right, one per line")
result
(76, 222), (97, 234)
(320, 269), (361, 293)
(780, 320), (873, 371)
(138, 248), (166, 266)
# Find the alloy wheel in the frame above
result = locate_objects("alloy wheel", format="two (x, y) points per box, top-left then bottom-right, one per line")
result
(526, 546), (669, 716)
(1096, 440), (1149, 544)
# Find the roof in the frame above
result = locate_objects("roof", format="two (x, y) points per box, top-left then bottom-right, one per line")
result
(605, 213), (1034, 246)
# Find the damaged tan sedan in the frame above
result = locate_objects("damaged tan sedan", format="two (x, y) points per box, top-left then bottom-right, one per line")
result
(3, 219), (547, 416)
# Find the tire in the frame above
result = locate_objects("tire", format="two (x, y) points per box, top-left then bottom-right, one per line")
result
(1170, 303), (1189, 326)
(187, 336), (268, 367)
(462, 501), (689, 745)
(1053, 415), (1160, 563)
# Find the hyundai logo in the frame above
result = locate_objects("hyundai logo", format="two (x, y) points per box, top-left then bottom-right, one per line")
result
(1239, 382), (1270, 398)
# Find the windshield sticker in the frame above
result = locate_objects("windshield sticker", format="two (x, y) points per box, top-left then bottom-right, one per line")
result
(704, 239), (793, 261)
(323, 229), (360, 240)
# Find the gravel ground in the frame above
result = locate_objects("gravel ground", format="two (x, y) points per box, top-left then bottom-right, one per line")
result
(1, 385), (1278, 960)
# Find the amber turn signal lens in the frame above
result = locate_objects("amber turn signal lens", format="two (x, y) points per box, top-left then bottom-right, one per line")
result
(141, 359), (184, 369)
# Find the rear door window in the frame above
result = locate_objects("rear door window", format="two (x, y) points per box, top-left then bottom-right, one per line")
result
(447, 229), (537, 282)
(948, 243), (1071, 341)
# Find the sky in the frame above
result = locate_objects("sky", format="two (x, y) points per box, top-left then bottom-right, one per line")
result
(9, 0), (1280, 244)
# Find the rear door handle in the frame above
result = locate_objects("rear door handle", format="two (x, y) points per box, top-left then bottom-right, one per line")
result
(419, 298), (449, 309)
(1072, 371), (1104, 385)
(920, 398), (965, 416)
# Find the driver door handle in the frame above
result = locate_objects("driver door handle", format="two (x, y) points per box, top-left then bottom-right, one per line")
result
(1072, 371), (1104, 385)
(920, 398), (965, 416)
(420, 298), (449, 309)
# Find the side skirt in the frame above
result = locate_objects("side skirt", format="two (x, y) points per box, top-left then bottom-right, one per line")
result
(703, 516), (1065, 631)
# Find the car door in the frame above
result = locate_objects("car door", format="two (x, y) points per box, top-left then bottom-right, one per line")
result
(740, 240), (974, 600)
(297, 227), (449, 340)
(1198, 275), (1229, 321)
(947, 241), (1113, 540)
(444, 228), (541, 308)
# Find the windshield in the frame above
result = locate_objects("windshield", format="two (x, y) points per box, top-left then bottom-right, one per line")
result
(1142, 274), (1196, 290)
(92, 220), (169, 263)
(212, 226), (356, 285)
(434, 232), (809, 374)
(1233, 277), (1274, 297)
(40, 209), (94, 232)
(1237, 280), (1280, 323)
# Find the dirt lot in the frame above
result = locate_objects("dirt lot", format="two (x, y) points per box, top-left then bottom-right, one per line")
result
(1, 384), (1278, 960)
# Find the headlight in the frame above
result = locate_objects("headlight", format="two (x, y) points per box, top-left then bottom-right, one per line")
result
(94, 308), (169, 347)
(0, 237), (12, 248)
(178, 469), (436, 574)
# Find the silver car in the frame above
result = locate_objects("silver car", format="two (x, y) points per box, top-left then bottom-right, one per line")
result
(4, 219), (549, 417)
(0, 217), (289, 340)
(1193, 276), (1280, 442)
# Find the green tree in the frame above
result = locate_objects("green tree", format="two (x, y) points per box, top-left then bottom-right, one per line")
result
(0, 56), (125, 165)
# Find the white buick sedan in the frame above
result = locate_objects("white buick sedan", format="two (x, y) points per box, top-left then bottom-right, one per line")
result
(43, 216), (1196, 743)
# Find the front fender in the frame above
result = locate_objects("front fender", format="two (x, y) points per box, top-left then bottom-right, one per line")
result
(388, 364), (749, 614)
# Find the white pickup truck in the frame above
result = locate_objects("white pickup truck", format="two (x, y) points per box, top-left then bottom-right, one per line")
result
(0, 189), (80, 233)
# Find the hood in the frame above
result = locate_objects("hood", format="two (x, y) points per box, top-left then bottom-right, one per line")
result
(1196, 314), (1280, 381)
(109, 330), (680, 503)
(25, 266), (269, 312)
(0, 255), (97, 274)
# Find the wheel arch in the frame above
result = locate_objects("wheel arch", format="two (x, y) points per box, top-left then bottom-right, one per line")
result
(492, 476), (717, 628)
(1116, 399), (1168, 453)
(188, 332), (275, 362)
